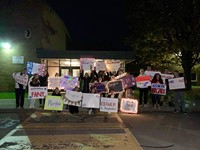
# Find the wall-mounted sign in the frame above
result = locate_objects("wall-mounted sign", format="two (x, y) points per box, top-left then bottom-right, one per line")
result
(12, 56), (24, 64)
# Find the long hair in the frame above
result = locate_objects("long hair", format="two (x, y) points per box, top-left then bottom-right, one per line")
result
(151, 73), (163, 84)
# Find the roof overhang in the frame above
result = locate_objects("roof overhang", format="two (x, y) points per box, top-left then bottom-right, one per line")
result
(36, 49), (135, 60)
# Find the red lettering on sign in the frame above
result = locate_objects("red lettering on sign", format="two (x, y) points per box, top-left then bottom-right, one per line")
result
(32, 92), (44, 97)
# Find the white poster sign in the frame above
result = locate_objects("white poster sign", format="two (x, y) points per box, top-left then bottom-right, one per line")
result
(80, 58), (95, 70)
(96, 61), (106, 71)
(44, 96), (63, 111)
(120, 98), (138, 114)
(12, 56), (24, 64)
(26, 62), (45, 76)
(48, 77), (64, 90)
(161, 73), (174, 83)
(82, 93), (100, 108)
(168, 77), (185, 90)
(64, 90), (82, 106)
(144, 71), (161, 78)
(13, 74), (28, 86)
(28, 86), (48, 99)
(100, 97), (118, 113)
(106, 60), (120, 72)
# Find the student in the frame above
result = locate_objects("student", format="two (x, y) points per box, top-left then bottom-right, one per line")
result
(52, 87), (62, 113)
(12, 67), (28, 109)
(29, 73), (40, 108)
(68, 86), (79, 114)
(88, 86), (98, 115)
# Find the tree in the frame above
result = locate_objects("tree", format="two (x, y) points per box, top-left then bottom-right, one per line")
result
(126, 0), (200, 89)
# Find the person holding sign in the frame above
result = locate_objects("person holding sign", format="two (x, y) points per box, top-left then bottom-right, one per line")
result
(68, 86), (79, 114)
(12, 67), (28, 109)
(173, 70), (186, 113)
(151, 73), (164, 110)
(29, 73), (40, 108)
(52, 87), (62, 113)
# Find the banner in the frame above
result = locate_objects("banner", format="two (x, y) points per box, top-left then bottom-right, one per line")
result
(80, 58), (95, 70)
(96, 61), (106, 71)
(44, 96), (63, 111)
(64, 90), (82, 106)
(151, 83), (166, 95)
(144, 71), (161, 78)
(107, 80), (124, 93)
(60, 76), (79, 91)
(105, 60), (120, 72)
(27, 62), (45, 75)
(82, 93), (100, 108)
(48, 77), (64, 90)
(92, 82), (107, 93)
(28, 86), (48, 99)
(168, 77), (185, 90)
(13, 74), (28, 86)
(100, 97), (118, 113)
(120, 98), (138, 114)
(135, 76), (151, 88)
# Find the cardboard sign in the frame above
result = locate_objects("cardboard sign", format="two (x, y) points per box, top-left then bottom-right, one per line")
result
(105, 60), (120, 72)
(44, 96), (63, 111)
(120, 75), (135, 89)
(48, 77), (64, 90)
(80, 58), (95, 70)
(100, 97), (118, 113)
(151, 83), (166, 95)
(135, 76), (151, 88)
(28, 86), (48, 99)
(120, 98), (138, 114)
(96, 61), (106, 71)
(64, 90), (82, 106)
(82, 93), (100, 108)
(161, 73), (174, 84)
(144, 71), (161, 78)
(60, 76), (79, 91)
(27, 62), (45, 76)
(13, 73), (28, 86)
(107, 80), (124, 93)
(168, 77), (185, 90)
(92, 82), (106, 93)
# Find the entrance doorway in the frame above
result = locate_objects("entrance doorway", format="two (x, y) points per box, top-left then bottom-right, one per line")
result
(60, 67), (80, 77)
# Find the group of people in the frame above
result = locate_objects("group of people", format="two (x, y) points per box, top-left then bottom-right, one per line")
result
(13, 65), (185, 114)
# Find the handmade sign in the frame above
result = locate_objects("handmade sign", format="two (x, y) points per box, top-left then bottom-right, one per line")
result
(100, 97), (118, 113)
(80, 58), (95, 70)
(168, 77), (185, 90)
(44, 96), (63, 111)
(82, 93), (100, 108)
(96, 61), (106, 71)
(120, 75), (135, 89)
(151, 83), (166, 95)
(161, 73), (174, 83)
(105, 60), (120, 72)
(28, 86), (48, 99)
(120, 98), (138, 114)
(91, 82), (107, 93)
(64, 90), (82, 106)
(135, 75), (151, 88)
(13, 73), (28, 86)
(60, 75), (79, 91)
(144, 71), (161, 78)
(26, 62), (45, 75)
(107, 80), (124, 93)
(48, 77), (64, 90)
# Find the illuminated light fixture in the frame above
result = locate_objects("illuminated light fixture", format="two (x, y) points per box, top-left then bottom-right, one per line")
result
(120, 98), (138, 114)
(1, 42), (11, 49)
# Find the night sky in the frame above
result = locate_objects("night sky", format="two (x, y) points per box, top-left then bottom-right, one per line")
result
(46, 0), (129, 51)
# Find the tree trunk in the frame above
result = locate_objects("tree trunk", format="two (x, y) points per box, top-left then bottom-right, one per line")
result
(182, 66), (192, 90)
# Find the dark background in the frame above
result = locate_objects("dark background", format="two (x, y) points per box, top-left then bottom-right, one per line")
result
(46, 0), (129, 51)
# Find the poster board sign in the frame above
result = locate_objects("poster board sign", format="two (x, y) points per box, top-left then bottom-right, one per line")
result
(60, 76), (79, 91)
(64, 90), (82, 106)
(12, 56), (24, 64)
(48, 77), (64, 90)
(120, 75), (135, 89)
(13, 73), (28, 86)
(80, 58), (95, 70)
(168, 77), (185, 90)
(96, 61), (106, 71)
(144, 71), (161, 78)
(28, 86), (48, 99)
(44, 96), (63, 111)
(100, 97), (118, 113)
(92, 82), (107, 93)
(120, 98), (138, 114)
(105, 60), (120, 72)
(161, 73), (174, 83)
(26, 62), (45, 76)
(135, 76), (151, 88)
(82, 93), (100, 108)
(151, 83), (166, 95)
(107, 80), (124, 93)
